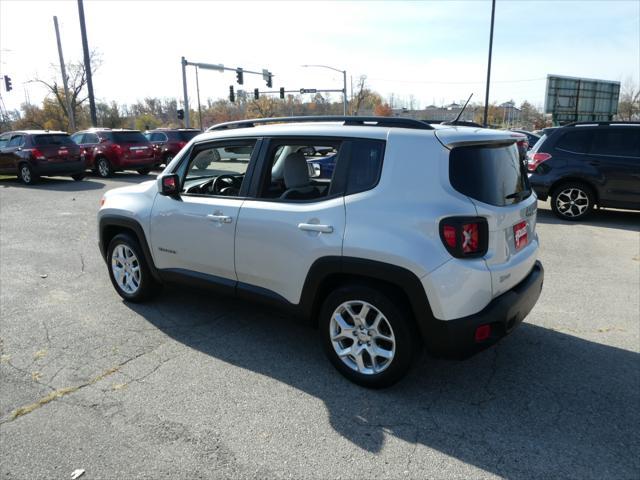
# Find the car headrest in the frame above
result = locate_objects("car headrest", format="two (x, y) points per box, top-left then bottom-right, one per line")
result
(283, 151), (310, 189)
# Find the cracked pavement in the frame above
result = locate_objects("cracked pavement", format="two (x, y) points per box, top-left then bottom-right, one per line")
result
(1, 174), (639, 479)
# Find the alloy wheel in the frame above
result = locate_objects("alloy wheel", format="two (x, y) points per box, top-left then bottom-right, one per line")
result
(555, 187), (589, 218)
(111, 244), (141, 294)
(329, 300), (396, 375)
(98, 159), (110, 177)
(20, 165), (31, 183)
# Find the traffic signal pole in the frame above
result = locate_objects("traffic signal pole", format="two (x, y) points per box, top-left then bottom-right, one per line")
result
(180, 57), (272, 127)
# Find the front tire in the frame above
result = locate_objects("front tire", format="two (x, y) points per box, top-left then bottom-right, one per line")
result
(551, 182), (594, 221)
(107, 233), (160, 302)
(18, 163), (37, 185)
(319, 284), (418, 388)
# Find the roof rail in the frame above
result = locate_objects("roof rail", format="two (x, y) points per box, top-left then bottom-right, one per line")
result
(563, 121), (640, 127)
(206, 115), (434, 132)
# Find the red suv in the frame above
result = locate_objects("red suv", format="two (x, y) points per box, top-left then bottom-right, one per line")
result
(144, 128), (200, 165)
(71, 129), (158, 177)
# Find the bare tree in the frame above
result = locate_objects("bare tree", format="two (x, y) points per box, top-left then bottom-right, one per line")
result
(35, 50), (102, 129)
(617, 78), (640, 121)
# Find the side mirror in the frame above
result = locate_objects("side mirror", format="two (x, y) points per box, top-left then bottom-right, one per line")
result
(158, 174), (180, 197)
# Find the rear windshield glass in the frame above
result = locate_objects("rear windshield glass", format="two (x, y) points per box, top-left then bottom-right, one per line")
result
(112, 131), (147, 143)
(34, 134), (75, 146)
(449, 144), (530, 206)
(175, 131), (199, 142)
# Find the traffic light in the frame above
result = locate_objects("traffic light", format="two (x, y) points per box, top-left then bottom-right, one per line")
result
(254, 88), (259, 100)
(266, 72), (272, 88)
(279, 87), (285, 99)
(3, 75), (12, 92)
(177, 109), (184, 120)
(229, 86), (235, 103)
(236, 68), (243, 85)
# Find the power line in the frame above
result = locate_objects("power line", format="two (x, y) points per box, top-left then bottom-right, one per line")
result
(367, 77), (546, 85)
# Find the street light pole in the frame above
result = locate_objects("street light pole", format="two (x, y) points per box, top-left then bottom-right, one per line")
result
(483, 0), (496, 127)
(301, 65), (347, 115)
(181, 56), (190, 128)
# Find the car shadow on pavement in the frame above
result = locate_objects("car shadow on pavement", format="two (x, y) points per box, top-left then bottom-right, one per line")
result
(127, 290), (639, 478)
(0, 176), (105, 191)
(537, 206), (640, 233)
(94, 172), (158, 183)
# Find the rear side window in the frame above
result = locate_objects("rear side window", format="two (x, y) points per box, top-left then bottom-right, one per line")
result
(591, 129), (640, 157)
(555, 131), (592, 154)
(344, 139), (385, 195)
(112, 131), (147, 143)
(450, 143), (530, 206)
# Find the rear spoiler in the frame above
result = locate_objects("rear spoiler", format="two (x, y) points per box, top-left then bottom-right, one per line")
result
(434, 128), (518, 150)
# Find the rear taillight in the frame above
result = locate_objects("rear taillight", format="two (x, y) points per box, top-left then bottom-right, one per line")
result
(110, 143), (122, 154)
(439, 217), (488, 258)
(26, 148), (46, 160)
(527, 152), (551, 172)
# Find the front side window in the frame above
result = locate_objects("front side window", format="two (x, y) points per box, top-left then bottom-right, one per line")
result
(7, 135), (24, 147)
(84, 133), (99, 144)
(180, 140), (256, 197)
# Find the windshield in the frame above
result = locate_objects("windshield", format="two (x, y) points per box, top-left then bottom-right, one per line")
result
(449, 143), (531, 206)
(112, 131), (148, 143)
(34, 134), (75, 146)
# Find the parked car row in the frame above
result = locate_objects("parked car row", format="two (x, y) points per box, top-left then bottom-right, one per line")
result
(0, 127), (200, 184)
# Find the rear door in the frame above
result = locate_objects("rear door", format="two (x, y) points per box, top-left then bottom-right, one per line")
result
(448, 141), (539, 297)
(234, 136), (349, 305)
(588, 127), (640, 207)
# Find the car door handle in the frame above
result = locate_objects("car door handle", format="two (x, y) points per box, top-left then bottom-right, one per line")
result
(298, 223), (333, 233)
(207, 214), (233, 224)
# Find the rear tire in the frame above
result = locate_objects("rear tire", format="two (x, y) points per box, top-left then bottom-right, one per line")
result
(95, 157), (112, 178)
(551, 181), (594, 221)
(71, 173), (85, 181)
(106, 233), (160, 302)
(18, 163), (38, 185)
(319, 284), (418, 388)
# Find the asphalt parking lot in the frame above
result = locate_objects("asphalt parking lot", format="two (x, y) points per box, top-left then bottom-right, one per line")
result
(1, 173), (638, 479)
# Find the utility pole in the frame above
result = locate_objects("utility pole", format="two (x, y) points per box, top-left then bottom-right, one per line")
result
(195, 66), (203, 130)
(53, 16), (75, 131)
(483, 0), (496, 127)
(77, 0), (97, 126)
(181, 57), (190, 127)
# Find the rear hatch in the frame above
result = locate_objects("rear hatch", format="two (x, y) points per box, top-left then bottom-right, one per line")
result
(33, 134), (80, 163)
(112, 131), (154, 161)
(437, 127), (539, 298)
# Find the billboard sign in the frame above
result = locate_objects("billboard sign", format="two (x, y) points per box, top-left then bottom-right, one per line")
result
(544, 75), (620, 124)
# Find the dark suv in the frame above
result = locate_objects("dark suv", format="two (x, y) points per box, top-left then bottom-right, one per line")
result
(71, 129), (157, 177)
(0, 130), (85, 184)
(144, 128), (200, 166)
(528, 122), (640, 220)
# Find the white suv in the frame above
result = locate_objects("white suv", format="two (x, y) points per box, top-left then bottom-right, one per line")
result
(98, 116), (544, 388)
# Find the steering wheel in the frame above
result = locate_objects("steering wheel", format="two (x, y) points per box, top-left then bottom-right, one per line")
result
(211, 174), (240, 196)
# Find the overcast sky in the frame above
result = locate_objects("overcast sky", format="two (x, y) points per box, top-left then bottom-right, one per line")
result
(1, 0), (638, 113)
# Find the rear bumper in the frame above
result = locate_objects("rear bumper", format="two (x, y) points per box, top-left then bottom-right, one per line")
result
(33, 160), (86, 176)
(426, 260), (544, 358)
